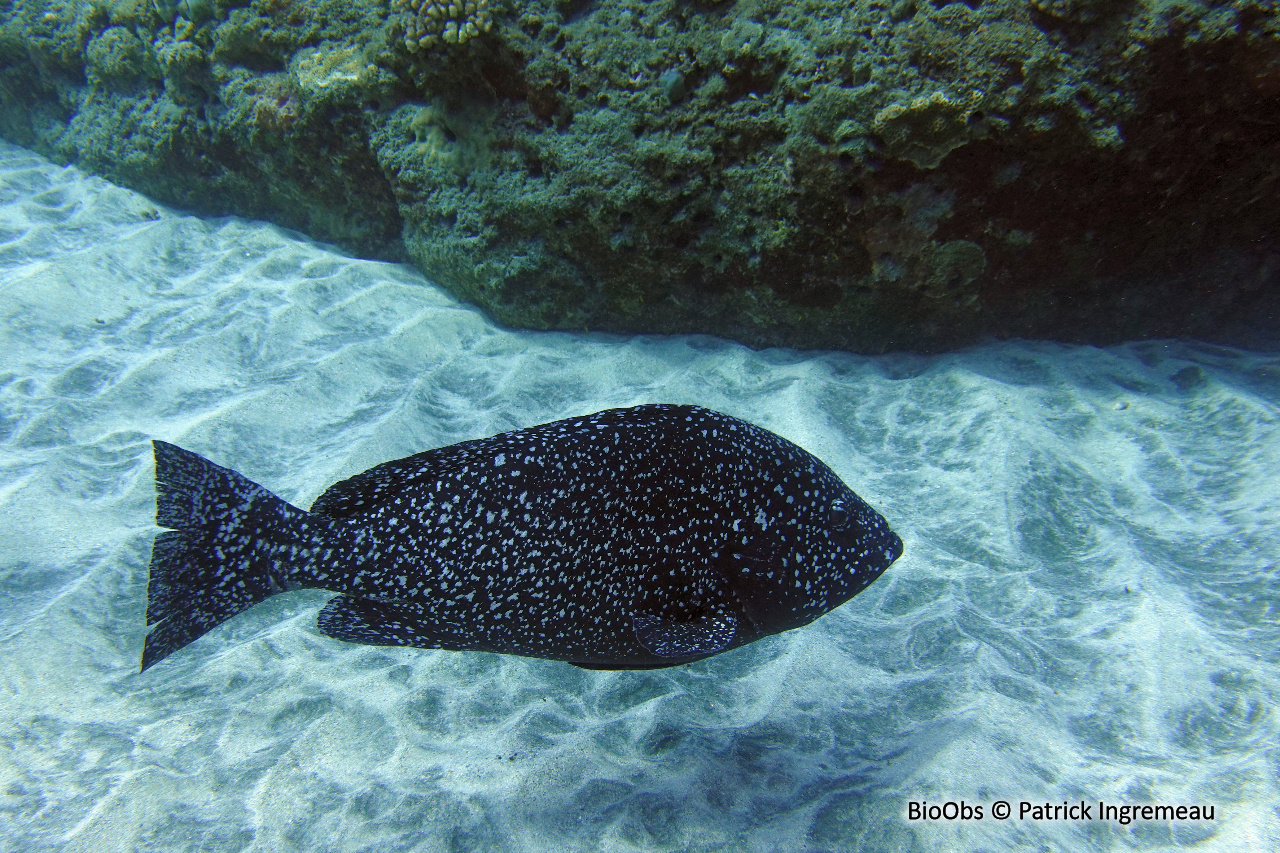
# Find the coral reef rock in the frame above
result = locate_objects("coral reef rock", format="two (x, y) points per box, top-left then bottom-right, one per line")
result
(2, 0), (1277, 352)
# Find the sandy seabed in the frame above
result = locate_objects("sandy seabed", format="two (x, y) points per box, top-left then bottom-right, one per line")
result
(1, 141), (1277, 852)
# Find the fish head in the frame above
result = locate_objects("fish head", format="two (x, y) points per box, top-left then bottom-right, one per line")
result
(721, 453), (902, 639)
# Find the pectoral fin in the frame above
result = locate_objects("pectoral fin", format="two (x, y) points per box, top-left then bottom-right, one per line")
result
(632, 609), (738, 658)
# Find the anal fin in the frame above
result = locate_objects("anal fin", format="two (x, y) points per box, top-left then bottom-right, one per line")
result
(316, 596), (470, 650)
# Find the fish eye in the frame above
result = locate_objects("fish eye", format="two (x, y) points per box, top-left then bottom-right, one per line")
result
(827, 498), (853, 530)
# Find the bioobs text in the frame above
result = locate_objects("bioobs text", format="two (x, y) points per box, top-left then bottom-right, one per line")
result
(907, 801), (984, 821)
(907, 800), (1217, 825)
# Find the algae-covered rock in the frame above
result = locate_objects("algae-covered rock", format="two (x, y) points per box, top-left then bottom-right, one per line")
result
(1, 0), (1277, 352)
(1028, 0), (1115, 25)
(872, 91), (984, 170)
(109, 0), (165, 30)
(86, 25), (160, 89)
(155, 37), (208, 100)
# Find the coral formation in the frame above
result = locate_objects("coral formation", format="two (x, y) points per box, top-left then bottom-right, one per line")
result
(1, 0), (1277, 352)
(394, 0), (493, 52)
(872, 91), (986, 170)
(289, 42), (378, 102)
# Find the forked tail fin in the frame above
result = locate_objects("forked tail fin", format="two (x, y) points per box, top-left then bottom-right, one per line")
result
(143, 440), (304, 671)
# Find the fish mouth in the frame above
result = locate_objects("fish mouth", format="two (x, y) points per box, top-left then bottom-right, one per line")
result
(883, 531), (904, 566)
(873, 531), (904, 576)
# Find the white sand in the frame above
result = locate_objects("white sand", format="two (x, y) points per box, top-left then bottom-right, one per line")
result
(1, 140), (1276, 852)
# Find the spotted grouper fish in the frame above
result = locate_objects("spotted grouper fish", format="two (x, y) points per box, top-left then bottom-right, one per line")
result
(142, 404), (902, 671)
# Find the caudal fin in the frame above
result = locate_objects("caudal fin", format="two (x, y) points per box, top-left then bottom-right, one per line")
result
(142, 441), (296, 671)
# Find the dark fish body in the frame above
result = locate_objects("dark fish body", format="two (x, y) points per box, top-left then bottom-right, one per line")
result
(143, 405), (902, 671)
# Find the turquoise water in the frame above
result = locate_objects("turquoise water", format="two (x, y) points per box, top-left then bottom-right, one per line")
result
(1, 140), (1277, 851)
